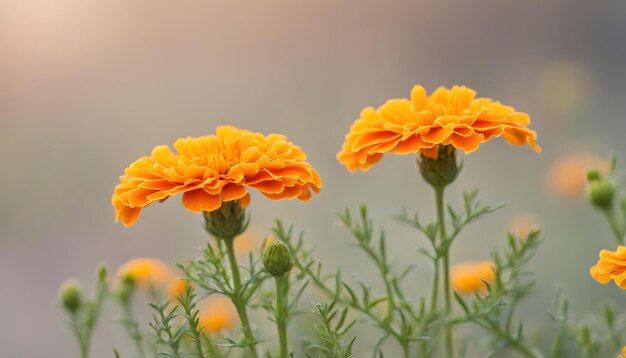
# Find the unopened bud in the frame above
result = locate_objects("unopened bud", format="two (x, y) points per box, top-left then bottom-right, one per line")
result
(117, 274), (136, 302)
(262, 236), (293, 276)
(419, 145), (460, 189)
(588, 179), (616, 210)
(59, 279), (82, 313)
(203, 200), (249, 240)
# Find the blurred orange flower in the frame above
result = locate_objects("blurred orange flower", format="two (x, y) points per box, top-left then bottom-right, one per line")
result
(112, 126), (322, 226)
(116, 258), (186, 298)
(337, 85), (540, 171)
(451, 261), (496, 294)
(590, 246), (626, 289)
(618, 346), (626, 358)
(198, 295), (239, 334)
(546, 152), (609, 199)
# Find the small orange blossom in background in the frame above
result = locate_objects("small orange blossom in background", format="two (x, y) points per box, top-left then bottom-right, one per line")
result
(546, 152), (609, 199)
(337, 84), (540, 172)
(589, 246), (626, 289)
(451, 261), (496, 294)
(197, 294), (239, 334)
(116, 257), (186, 298)
(112, 126), (322, 226)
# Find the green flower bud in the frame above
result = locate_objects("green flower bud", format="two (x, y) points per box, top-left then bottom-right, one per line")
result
(588, 179), (616, 210)
(586, 169), (602, 182)
(419, 145), (460, 189)
(203, 199), (249, 240)
(97, 264), (108, 282)
(59, 279), (82, 313)
(263, 236), (293, 276)
(117, 274), (136, 302)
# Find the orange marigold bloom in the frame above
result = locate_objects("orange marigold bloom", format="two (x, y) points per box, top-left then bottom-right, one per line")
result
(198, 295), (239, 334)
(112, 126), (322, 226)
(337, 85), (541, 171)
(451, 261), (496, 294)
(116, 258), (186, 298)
(590, 246), (626, 289)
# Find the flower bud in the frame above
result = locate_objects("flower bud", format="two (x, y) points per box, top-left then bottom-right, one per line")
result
(203, 200), (249, 240)
(586, 169), (602, 182)
(587, 178), (616, 210)
(262, 236), (293, 276)
(59, 279), (82, 313)
(419, 145), (460, 189)
(117, 274), (136, 302)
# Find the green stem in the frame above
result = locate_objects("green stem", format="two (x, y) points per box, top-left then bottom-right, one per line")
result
(224, 239), (259, 358)
(275, 275), (289, 358)
(435, 186), (453, 358)
(430, 256), (440, 312)
(603, 208), (625, 245)
(120, 300), (146, 358)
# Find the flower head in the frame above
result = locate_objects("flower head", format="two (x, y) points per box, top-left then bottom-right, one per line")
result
(262, 236), (293, 276)
(618, 346), (626, 358)
(113, 126), (322, 226)
(590, 246), (626, 289)
(337, 85), (540, 171)
(116, 258), (185, 298)
(198, 295), (239, 334)
(451, 261), (496, 294)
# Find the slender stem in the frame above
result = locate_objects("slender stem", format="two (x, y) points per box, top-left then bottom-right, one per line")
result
(435, 185), (453, 358)
(603, 208), (625, 245)
(430, 256), (440, 312)
(120, 300), (146, 358)
(275, 275), (289, 358)
(224, 239), (259, 358)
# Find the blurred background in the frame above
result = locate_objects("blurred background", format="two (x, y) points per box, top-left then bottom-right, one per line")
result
(2, 0), (626, 356)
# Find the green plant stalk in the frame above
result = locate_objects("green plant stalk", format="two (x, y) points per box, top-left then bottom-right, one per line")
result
(435, 185), (453, 358)
(275, 274), (289, 358)
(120, 299), (146, 358)
(430, 257), (440, 312)
(69, 312), (89, 358)
(603, 208), (625, 245)
(224, 238), (259, 358)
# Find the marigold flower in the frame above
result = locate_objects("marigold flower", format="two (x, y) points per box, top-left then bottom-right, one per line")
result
(546, 152), (608, 199)
(116, 258), (185, 298)
(198, 295), (239, 334)
(337, 85), (540, 171)
(451, 261), (496, 294)
(589, 246), (626, 289)
(112, 126), (322, 226)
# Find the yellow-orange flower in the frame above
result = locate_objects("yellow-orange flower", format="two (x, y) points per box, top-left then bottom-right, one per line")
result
(112, 126), (322, 226)
(197, 295), (239, 334)
(546, 152), (609, 199)
(451, 261), (496, 294)
(618, 346), (626, 358)
(116, 258), (186, 298)
(590, 246), (626, 289)
(337, 85), (541, 171)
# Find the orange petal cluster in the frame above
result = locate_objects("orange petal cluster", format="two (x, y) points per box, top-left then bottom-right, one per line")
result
(337, 85), (541, 171)
(112, 126), (322, 226)
(116, 257), (187, 298)
(589, 246), (626, 289)
(451, 261), (496, 294)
